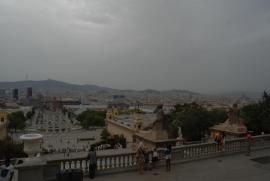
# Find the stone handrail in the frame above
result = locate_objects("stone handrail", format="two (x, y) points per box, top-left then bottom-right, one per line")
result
(46, 134), (270, 176)
(47, 152), (137, 175)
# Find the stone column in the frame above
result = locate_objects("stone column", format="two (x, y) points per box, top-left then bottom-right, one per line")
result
(16, 160), (47, 181)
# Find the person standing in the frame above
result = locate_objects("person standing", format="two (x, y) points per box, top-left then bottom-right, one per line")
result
(144, 148), (150, 170)
(87, 147), (97, 179)
(164, 145), (172, 172)
(221, 132), (226, 151)
(0, 158), (14, 181)
(215, 132), (222, 152)
(245, 132), (252, 156)
(152, 148), (159, 169)
(136, 142), (145, 175)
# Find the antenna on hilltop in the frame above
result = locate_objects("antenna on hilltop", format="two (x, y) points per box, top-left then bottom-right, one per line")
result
(25, 74), (29, 80)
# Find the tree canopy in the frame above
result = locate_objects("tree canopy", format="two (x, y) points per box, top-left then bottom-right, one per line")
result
(7, 111), (26, 132)
(77, 110), (106, 129)
(241, 91), (270, 134)
(170, 103), (227, 141)
(0, 138), (26, 159)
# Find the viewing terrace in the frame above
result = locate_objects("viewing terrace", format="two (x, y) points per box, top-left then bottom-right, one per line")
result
(11, 134), (270, 181)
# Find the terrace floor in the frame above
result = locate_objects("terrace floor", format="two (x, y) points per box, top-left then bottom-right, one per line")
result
(86, 148), (270, 181)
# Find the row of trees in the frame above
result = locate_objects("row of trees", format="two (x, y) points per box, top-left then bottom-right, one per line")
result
(77, 110), (106, 129)
(169, 103), (227, 141)
(168, 92), (270, 141)
(241, 91), (270, 134)
(7, 108), (35, 132)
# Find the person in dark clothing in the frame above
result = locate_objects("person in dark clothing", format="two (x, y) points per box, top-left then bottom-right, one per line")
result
(245, 132), (252, 156)
(87, 147), (97, 179)
(144, 148), (152, 170)
(152, 148), (159, 169)
(0, 158), (14, 181)
(164, 145), (172, 172)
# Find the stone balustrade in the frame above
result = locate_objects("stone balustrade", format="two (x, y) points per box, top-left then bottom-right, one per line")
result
(47, 151), (137, 176)
(13, 134), (270, 181)
(46, 134), (270, 175)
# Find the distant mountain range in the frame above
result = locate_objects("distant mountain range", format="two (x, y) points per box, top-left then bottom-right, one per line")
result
(0, 79), (116, 93)
(0, 79), (262, 98)
(0, 79), (200, 96)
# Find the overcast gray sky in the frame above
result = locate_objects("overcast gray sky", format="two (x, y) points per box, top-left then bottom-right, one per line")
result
(0, 0), (270, 93)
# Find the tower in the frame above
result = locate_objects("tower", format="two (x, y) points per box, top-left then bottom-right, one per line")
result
(12, 88), (19, 100)
(27, 87), (32, 99)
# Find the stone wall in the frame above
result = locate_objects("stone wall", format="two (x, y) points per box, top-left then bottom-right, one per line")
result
(107, 120), (135, 142)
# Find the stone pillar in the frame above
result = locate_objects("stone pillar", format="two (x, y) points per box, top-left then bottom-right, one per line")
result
(16, 160), (47, 181)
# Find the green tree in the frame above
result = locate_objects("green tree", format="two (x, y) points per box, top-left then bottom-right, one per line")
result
(77, 110), (106, 129)
(0, 138), (27, 159)
(241, 91), (270, 134)
(26, 111), (34, 120)
(101, 129), (111, 141)
(170, 103), (226, 141)
(8, 111), (26, 132)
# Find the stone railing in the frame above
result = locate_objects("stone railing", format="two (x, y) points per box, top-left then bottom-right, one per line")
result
(169, 134), (270, 163)
(14, 134), (270, 181)
(47, 151), (137, 176)
(47, 135), (270, 174)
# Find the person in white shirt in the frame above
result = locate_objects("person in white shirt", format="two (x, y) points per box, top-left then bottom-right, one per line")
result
(152, 148), (159, 169)
(0, 158), (14, 181)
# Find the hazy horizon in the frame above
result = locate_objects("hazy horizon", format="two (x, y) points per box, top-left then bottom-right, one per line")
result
(0, 78), (267, 95)
(1, 0), (270, 94)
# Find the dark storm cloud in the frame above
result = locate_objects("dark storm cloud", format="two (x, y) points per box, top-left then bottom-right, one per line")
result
(0, 0), (270, 93)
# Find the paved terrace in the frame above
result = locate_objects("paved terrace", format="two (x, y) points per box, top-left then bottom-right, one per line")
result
(13, 134), (270, 181)
(90, 148), (270, 181)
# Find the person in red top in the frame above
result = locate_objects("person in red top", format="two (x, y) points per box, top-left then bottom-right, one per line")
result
(245, 131), (252, 156)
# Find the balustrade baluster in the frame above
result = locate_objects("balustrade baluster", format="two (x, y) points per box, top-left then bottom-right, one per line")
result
(127, 155), (130, 166)
(79, 160), (82, 170)
(113, 156), (117, 168)
(191, 148), (194, 158)
(99, 157), (103, 170)
(229, 142), (232, 152)
(104, 157), (108, 169)
(122, 155), (125, 167)
(199, 146), (203, 157)
(118, 155), (122, 167)
(131, 155), (135, 166)
(68, 161), (71, 169)
(108, 157), (112, 169)
(62, 161), (65, 170)
(204, 146), (208, 156)
(85, 160), (88, 173)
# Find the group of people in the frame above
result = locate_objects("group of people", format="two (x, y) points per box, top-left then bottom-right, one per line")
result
(214, 131), (253, 155)
(214, 132), (226, 151)
(0, 132), (254, 180)
(135, 142), (172, 175)
(85, 132), (254, 179)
